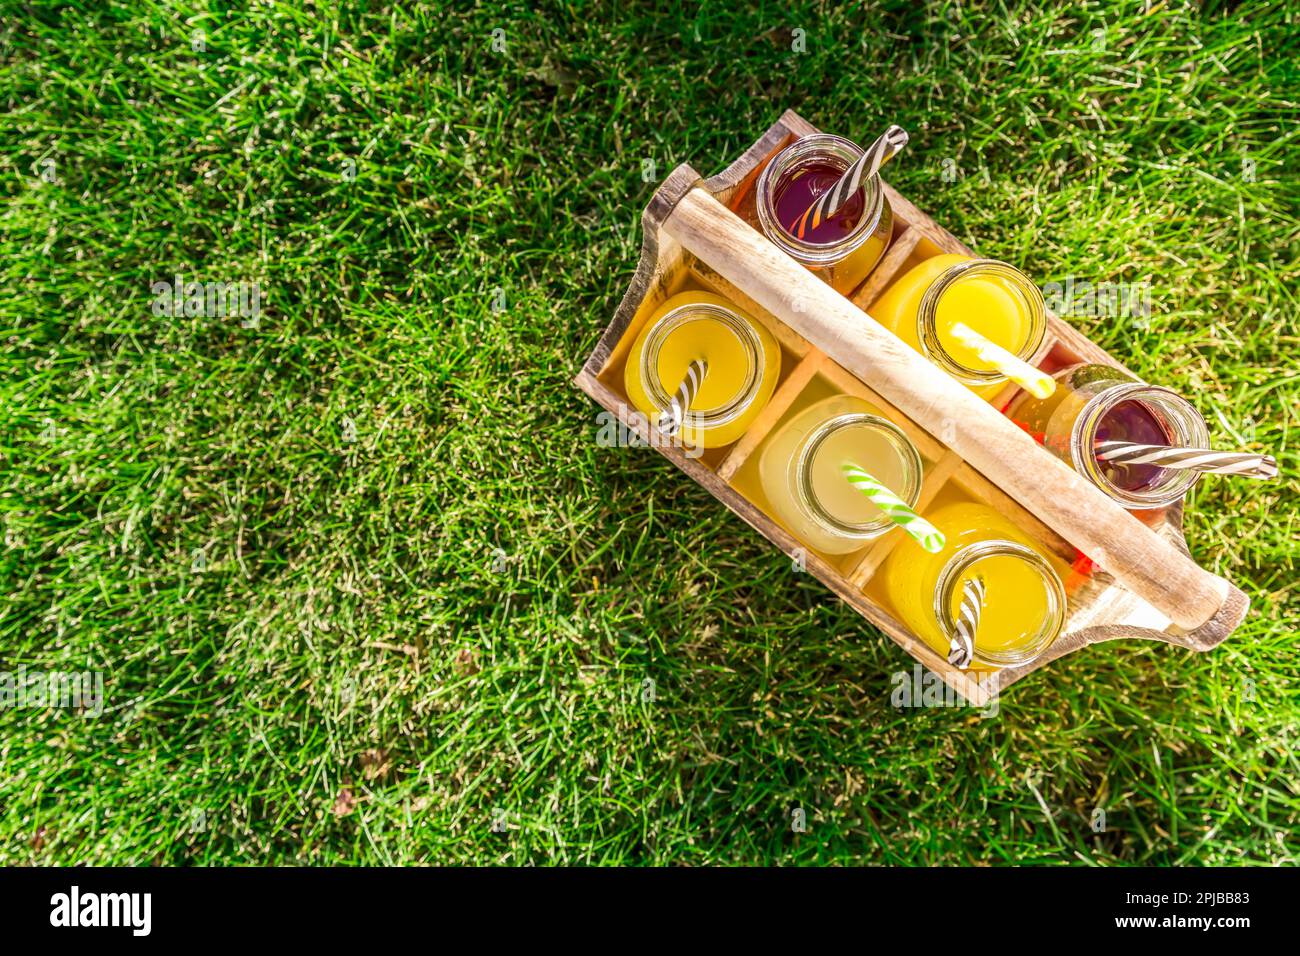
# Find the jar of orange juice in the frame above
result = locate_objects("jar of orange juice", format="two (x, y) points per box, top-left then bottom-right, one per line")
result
(870, 255), (1047, 401)
(623, 291), (782, 449)
(879, 500), (1066, 668)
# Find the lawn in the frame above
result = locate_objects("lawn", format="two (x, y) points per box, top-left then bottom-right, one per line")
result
(1, 0), (1296, 865)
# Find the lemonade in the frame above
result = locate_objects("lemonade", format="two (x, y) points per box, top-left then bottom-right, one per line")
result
(757, 394), (923, 555)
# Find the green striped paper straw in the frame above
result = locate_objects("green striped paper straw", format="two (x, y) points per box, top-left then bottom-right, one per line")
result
(841, 463), (945, 553)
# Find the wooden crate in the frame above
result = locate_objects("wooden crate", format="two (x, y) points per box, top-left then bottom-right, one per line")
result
(574, 110), (1248, 705)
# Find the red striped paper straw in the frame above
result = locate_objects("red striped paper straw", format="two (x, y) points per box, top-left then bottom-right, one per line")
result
(794, 125), (909, 240)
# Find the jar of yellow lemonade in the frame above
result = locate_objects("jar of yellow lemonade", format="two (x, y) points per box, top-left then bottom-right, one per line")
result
(870, 255), (1047, 401)
(754, 134), (894, 296)
(1006, 363), (1210, 509)
(757, 395), (924, 555)
(623, 291), (782, 450)
(880, 500), (1066, 668)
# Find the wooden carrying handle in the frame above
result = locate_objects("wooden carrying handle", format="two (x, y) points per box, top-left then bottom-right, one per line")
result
(662, 186), (1232, 632)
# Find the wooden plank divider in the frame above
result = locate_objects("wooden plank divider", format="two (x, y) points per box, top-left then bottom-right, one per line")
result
(716, 350), (825, 482)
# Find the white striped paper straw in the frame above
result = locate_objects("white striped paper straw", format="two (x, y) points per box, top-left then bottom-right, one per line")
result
(841, 463), (945, 553)
(794, 125), (909, 240)
(1094, 441), (1277, 479)
(657, 359), (708, 438)
(949, 575), (985, 670)
(949, 321), (1055, 398)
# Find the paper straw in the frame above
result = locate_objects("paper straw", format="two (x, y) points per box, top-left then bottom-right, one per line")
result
(949, 575), (985, 670)
(949, 321), (1055, 398)
(841, 463), (945, 553)
(1094, 441), (1277, 479)
(657, 359), (708, 438)
(794, 125), (909, 240)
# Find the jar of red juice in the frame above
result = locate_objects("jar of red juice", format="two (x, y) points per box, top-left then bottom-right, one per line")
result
(1006, 363), (1210, 510)
(754, 134), (894, 296)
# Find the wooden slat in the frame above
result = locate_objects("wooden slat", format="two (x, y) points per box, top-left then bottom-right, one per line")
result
(692, 260), (811, 359)
(780, 110), (818, 138)
(582, 166), (700, 379)
(1047, 314), (1130, 371)
(882, 181), (969, 255)
(717, 350), (825, 482)
(850, 227), (922, 310)
(948, 462), (1077, 563)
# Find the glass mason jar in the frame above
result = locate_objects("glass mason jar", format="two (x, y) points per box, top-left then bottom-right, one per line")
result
(754, 134), (894, 296)
(880, 501), (1067, 669)
(1005, 363), (1210, 509)
(758, 394), (923, 555)
(871, 254), (1048, 401)
(623, 290), (782, 449)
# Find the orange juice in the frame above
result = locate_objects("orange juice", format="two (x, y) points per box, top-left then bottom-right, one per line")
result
(879, 500), (1066, 668)
(871, 255), (1046, 401)
(624, 291), (781, 449)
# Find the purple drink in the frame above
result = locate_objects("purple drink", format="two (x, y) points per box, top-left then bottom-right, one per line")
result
(772, 160), (865, 244)
(1095, 399), (1171, 492)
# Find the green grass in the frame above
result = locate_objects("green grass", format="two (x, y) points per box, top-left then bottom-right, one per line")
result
(1, 0), (1296, 865)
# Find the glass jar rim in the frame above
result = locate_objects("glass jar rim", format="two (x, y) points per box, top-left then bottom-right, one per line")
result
(640, 302), (764, 430)
(1070, 381), (1209, 508)
(916, 258), (1048, 387)
(934, 539), (1066, 668)
(793, 412), (923, 539)
(755, 133), (885, 265)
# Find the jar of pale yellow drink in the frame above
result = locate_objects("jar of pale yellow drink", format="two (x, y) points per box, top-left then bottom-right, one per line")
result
(757, 395), (924, 555)
(624, 291), (782, 449)
(871, 255), (1047, 401)
(879, 500), (1066, 668)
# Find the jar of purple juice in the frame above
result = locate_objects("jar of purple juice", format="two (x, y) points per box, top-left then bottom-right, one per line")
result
(754, 134), (893, 296)
(1006, 364), (1210, 510)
